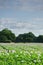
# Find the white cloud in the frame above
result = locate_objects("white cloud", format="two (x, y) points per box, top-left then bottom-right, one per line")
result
(0, 0), (43, 11)
(33, 18), (43, 22)
(0, 17), (43, 36)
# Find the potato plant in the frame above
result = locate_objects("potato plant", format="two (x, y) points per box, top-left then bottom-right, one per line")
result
(0, 43), (43, 65)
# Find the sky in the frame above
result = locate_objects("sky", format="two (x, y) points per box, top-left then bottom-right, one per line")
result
(0, 0), (43, 36)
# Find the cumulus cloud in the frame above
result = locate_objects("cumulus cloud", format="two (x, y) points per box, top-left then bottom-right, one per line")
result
(0, 18), (43, 35)
(33, 18), (43, 22)
(0, 0), (43, 11)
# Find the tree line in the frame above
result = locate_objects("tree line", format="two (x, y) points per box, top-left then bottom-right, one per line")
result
(0, 28), (43, 43)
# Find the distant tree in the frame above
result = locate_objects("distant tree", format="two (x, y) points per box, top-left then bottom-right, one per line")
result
(36, 35), (43, 43)
(0, 28), (43, 43)
(1, 28), (16, 42)
(0, 28), (16, 43)
(15, 34), (23, 42)
(0, 35), (8, 42)
(27, 32), (36, 42)
(15, 32), (36, 43)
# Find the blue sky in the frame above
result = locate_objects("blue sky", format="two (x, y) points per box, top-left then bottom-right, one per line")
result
(0, 0), (43, 36)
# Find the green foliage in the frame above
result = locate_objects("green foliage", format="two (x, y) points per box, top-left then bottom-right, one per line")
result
(0, 44), (43, 65)
(0, 35), (8, 42)
(36, 35), (43, 42)
(15, 32), (36, 43)
(0, 28), (16, 43)
(0, 28), (43, 43)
